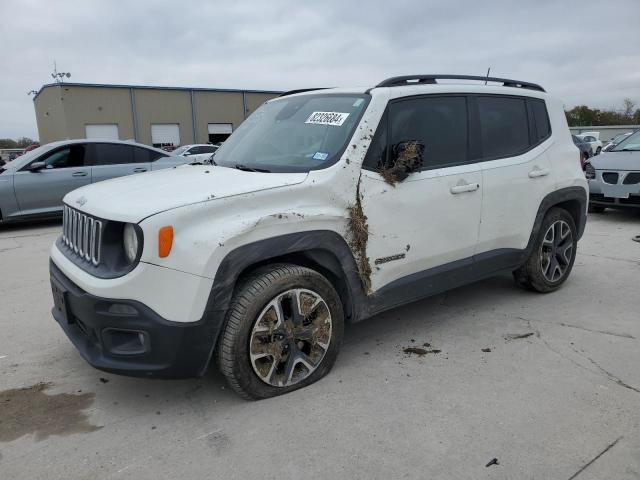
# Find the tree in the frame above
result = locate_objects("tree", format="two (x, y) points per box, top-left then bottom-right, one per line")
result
(0, 139), (18, 149)
(15, 137), (37, 148)
(622, 98), (636, 118)
(565, 99), (640, 127)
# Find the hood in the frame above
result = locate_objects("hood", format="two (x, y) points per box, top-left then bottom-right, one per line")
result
(64, 165), (308, 223)
(590, 151), (640, 171)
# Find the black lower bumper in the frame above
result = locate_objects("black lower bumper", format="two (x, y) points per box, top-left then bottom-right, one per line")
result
(49, 261), (217, 379)
(590, 193), (640, 209)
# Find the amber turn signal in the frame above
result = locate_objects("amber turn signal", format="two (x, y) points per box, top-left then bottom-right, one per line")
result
(158, 226), (174, 258)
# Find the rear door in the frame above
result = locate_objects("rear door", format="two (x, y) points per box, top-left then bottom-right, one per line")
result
(476, 95), (555, 254)
(13, 144), (90, 216)
(89, 143), (151, 184)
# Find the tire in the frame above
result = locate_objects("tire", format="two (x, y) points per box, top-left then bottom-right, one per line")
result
(217, 264), (344, 400)
(513, 207), (577, 293)
(596, 147), (602, 155)
(588, 204), (605, 214)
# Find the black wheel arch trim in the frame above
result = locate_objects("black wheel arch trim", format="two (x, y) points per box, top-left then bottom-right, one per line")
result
(524, 186), (587, 254)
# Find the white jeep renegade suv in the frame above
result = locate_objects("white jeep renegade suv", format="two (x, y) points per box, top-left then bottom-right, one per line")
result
(50, 75), (588, 399)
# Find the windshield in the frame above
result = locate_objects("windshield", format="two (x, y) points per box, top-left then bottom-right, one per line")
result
(612, 131), (640, 151)
(213, 93), (369, 173)
(172, 146), (189, 156)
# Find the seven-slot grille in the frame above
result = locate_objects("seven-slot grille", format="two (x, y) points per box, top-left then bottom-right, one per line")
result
(62, 205), (102, 266)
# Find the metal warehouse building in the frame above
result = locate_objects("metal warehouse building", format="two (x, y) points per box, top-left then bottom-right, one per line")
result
(33, 83), (282, 147)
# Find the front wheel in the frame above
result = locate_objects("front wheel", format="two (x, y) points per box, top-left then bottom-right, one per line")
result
(217, 264), (344, 400)
(588, 204), (605, 214)
(513, 208), (577, 293)
(596, 146), (602, 155)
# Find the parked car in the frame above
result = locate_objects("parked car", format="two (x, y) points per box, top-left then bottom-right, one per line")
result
(576, 131), (603, 155)
(172, 144), (219, 163)
(586, 130), (640, 212)
(0, 139), (189, 224)
(572, 134), (592, 169)
(49, 74), (587, 399)
(602, 132), (633, 152)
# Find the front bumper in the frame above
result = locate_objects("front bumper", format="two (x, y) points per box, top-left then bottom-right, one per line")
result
(50, 261), (216, 378)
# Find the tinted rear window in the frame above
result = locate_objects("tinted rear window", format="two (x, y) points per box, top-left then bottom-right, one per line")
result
(92, 144), (134, 165)
(478, 96), (530, 159)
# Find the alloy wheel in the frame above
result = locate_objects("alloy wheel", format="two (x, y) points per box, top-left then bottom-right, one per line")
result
(540, 220), (573, 282)
(249, 289), (332, 387)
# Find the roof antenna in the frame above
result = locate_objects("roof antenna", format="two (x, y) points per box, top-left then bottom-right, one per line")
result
(484, 67), (491, 85)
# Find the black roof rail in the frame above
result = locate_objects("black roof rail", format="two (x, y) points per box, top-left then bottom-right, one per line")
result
(278, 88), (330, 97)
(375, 74), (545, 92)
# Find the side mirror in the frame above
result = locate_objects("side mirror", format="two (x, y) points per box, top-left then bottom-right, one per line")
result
(29, 161), (46, 171)
(183, 151), (192, 156)
(379, 140), (425, 184)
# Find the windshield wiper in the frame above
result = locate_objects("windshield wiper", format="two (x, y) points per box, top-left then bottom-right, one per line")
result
(234, 164), (271, 173)
(620, 148), (640, 152)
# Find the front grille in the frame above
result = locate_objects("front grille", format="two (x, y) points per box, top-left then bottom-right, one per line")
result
(602, 172), (619, 184)
(623, 172), (640, 185)
(62, 205), (102, 266)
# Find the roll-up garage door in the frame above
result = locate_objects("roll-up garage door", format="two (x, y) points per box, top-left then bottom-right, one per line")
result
(151, 124), (180, 147)
(85, 124), (119, 140)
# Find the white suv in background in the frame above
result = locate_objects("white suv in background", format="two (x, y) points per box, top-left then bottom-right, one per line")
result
(576, 131), (603, 155)
(49, 74), (587, 399)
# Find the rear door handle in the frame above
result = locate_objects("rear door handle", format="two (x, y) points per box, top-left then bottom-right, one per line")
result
(133, 168), (147, 173)
(450, 183), (480, 194)
(528, 168), (550, 178)
(72, 171), (88, 177)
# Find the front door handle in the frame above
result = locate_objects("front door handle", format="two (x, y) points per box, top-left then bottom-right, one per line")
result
(72, 171), (88, 177)
(133, 168), (147, 173)
(450, 182), (480, 194)
(528, 167), (550, 178)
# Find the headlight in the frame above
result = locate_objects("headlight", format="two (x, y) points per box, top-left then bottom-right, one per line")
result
(123, 223), (140, 263)
(585, 162), (595, 180)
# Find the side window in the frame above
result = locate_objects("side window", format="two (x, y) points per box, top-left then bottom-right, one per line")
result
(201, 145), (216, 153)
(92, 143), (134, 165)
(529, 99), (551, 142)
(190, 146), (205, 154)
(478, 96), (529, 159)
(388, 96), (468, 170)
(41, 145), (86, 169)
(584, 136), (595, 142)
(133, 147), (166, 163)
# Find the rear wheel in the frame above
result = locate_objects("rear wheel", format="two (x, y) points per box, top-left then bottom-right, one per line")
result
(513, 208), (577, 293)
(217, 264), (344, 400)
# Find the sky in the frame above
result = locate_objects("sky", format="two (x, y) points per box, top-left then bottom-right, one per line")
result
(1, 0), (639, 140)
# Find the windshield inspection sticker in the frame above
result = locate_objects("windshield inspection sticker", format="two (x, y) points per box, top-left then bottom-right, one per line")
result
(312, 152), (329, 161)
(305, 111), (350, 126)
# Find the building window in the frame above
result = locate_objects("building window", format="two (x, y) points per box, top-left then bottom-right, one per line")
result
(85, 124), (119, 140)
(208, 123), (233, 144)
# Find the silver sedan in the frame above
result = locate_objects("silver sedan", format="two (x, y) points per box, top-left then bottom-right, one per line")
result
(0, 139), (188, 224)
(586, 131), (640, 212)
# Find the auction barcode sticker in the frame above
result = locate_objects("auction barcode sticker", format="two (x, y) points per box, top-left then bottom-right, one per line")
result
(305, 111), (350, 126)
